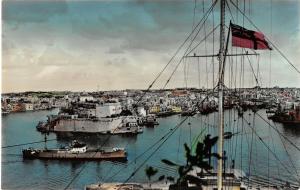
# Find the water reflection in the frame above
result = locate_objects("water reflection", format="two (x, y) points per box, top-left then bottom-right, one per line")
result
(282, 125), (300, 137)
(56, 133), (138, 148)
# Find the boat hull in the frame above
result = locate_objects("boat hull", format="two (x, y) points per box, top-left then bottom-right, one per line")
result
(23, 149), (127, 161)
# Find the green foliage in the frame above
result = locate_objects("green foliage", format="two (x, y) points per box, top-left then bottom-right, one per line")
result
(161, 159), (179, 166)
(161, 134), (219, 189)
(223, 132), (233, 139)
(145, 166), (158, 181)
(158, 175), (165, 181)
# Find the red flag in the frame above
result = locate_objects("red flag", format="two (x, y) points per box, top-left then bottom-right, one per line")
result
(230, 23), (272, 50)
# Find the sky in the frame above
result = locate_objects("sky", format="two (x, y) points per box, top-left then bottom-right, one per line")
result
(2, 0), (300, 93)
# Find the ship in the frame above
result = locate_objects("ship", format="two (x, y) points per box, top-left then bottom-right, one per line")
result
(268, 105), (300, 126)
(36, 101), (143, 134)
(22, 140), (127, 161)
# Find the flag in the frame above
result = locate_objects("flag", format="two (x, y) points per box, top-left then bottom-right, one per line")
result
(230, 23), (272, 50)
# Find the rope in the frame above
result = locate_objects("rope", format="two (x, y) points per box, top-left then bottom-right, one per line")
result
(242, 116), (300, 183)
(131, 0), (218, 110)
(229, 0), (300, 75)
(163, 24), (220, 89)
(2, 138), (57, 149)
(162, 0), (217, 89)
(120, 117), (190, 185)
(256, 112), (300, 152)
(63, 128), (119, 189)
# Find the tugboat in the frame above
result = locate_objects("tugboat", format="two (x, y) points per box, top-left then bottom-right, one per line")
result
(22, 140), (127, 161)
(140, 114), (159, 126)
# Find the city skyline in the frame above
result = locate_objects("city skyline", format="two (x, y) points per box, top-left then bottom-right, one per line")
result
(2, 0), (300, 93)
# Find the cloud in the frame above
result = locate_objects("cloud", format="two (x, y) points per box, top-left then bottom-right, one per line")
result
(36, 65), (60, 79)
(105, 57), (128, 66)
(2, 0), (300, 92)
(2, 0), (68, 24)
(106, 46), (125, 54)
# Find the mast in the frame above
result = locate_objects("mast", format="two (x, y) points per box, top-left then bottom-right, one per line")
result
(217, 0), (226, 189)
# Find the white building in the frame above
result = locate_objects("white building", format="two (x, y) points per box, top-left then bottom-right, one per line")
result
(25, 103), (34, 111)
(96, 102), (122, 118)
(137, 107), (147, 117)
(80, 96), (94, 102)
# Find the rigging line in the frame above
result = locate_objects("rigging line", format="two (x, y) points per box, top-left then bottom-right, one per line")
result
(108, 89), (218, 184)
(225, 0), (235, 23)
(244, 50), (259, 86)
(162, 2), (218, 89)
(240, 117), (244, 178)
(227, 47), (231, 89)
(274, 121), (300, 179)
(221, 25), (231, 84)
(163, 24), (220, 89)
(186, 24), (220, 57)
(206, 52), (208, 91)
(197, 57), (201, 88)
(247, 113), (255, 188)
(184, 3), (217, 58)
(233, 109), (238, 163)
(187, 0), (199, 54)
(2, 138), (57, 149)
(248, 174), (300, 189)
(189, 117), (192, 147)
(229, 0), (300, 75)
(269, 0), (273, 87)
(267, 114), (271, 187)
(105, 140), (167, 181)
(184, 57), (188, 88)
(212, 0), (215, 88)
(256, 56), (263, 87)
(241, 116), (300, 182)
(203, 0), (208, 91)
(63, 127), (119, 190)
(256, 55), (259, 85)
(120, 116), (190, 186)
(133, 0), (218, 107)
(105, 99), (211, 182)
(255, 113), (300, 152)
(64, 164), (89, 189)
(97, 141), (131, 182)
(243, 0), (245, 27)
(176, 122), (182, 161)
(193, 0), (197, 29)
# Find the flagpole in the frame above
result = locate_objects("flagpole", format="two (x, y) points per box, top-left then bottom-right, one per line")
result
(217, 0), (225, 189)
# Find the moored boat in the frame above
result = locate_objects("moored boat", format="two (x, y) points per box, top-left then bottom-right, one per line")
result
(22, 140), (127, 161)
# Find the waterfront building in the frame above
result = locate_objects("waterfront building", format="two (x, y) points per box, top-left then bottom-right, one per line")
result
(96, 101), (122, 118)
(24, 103), (34, 111)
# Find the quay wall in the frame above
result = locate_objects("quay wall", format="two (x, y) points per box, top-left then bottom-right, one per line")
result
(54, 118), (123, 133)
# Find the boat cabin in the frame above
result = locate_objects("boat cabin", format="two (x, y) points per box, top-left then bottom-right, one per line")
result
(68, 140), (87, 154)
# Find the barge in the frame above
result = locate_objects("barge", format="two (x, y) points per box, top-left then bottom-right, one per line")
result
(22, 140), (127, 161)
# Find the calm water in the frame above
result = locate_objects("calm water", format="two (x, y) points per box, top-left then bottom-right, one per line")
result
(2, 109), (300, 189)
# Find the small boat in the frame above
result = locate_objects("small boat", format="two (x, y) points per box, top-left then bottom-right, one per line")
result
(140, 114), (159, 126)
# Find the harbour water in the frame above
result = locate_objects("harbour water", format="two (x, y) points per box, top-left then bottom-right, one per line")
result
(2, 109), (300, 189)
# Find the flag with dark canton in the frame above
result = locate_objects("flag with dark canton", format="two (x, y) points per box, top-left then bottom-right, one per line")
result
(230, 23), (272, 50)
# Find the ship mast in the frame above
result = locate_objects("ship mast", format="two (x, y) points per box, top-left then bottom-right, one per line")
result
(217, 0), (225, 189)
